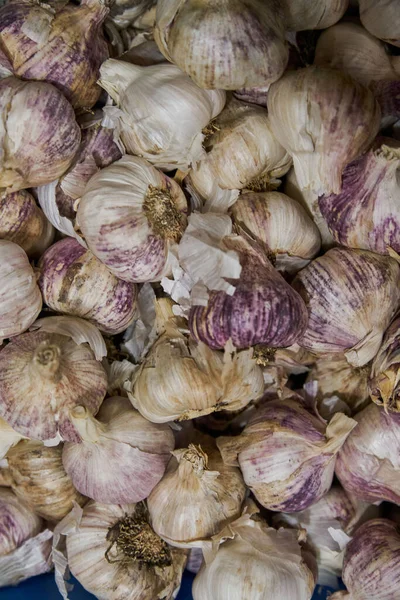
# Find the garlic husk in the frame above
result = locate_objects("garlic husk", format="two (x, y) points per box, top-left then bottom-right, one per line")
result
(0, 465), (12, 487)
(369, 314), (400, 412)
(0, 240), (42, 343)
(255, 344), (316, 398)
(39, 238), (138, 335)
(7, 441), (86, 522)
(0, 47), (13, 79)
(0, 487), (42, 557)
(99, 60), (225, 170)
(233, 86), (268, 108)
(109, 0), (155, 30)
(359, 0), (400, 48)
(0, 190), (54, 257)
(77, 155), (187, 283)
(267, 66), (381, 195)
(121, 282), (158, 363)
(0, 76), (81, 193)
(148, 440), (246, 547)
(319, 139), (400, 254)
(0, 316), (107, 442)
(231, 191), (321, 273)
(331, 519), (400, 600)
(0, 417), (26, 460)
(192, 510), (316, 600)
(335, 403), (400, 504)
(218, 397), (357, 512)
(59, 500), (187, 600)
(0, 0), (109, 109)
(154, 0), (288, 90)
(293, 247), (400, 367)
(62, 399), (174, 504)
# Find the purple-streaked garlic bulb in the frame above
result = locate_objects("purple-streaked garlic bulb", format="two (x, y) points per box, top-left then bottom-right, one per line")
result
(0, 488), (52, 588)
(39, 238), (138, 335)
(267, 66), (381, 195)
(0, 316), (107, 442)
(283, 0), (348, 31)
(331, 519), (400, 600)
(62, 397), (174, 504)
(293, 247), (400, 367)
(77, 155), (187, 283)
(0, 240), (42, 343)
(369, 314), (400, 412)
(189, 235), (309, 350)
(0, 77), (80, 193)
(0, 0), (109, 109)
(217, 397), (356, 512)
(359, 0), (400, 48)
(335, 403), (400, 504)
(231, 191), (321, 274)
(319, 138), (400, 254)
(0, 190), (54, 257)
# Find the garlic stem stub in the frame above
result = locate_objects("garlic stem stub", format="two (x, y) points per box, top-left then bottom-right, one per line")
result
(77, 155), (188, 283)
(369, 313), (400, 412)
(282, 0), (349, 31)
(267, 66), (381, 195)
(293, 247), (400, 367)
(39, 238), (138, 335)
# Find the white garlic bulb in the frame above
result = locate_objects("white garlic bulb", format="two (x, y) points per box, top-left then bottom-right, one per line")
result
(0, 240), (42, 343)
(77, 155), (187, 283)
(359, 0), (400, 47)
(99, 60), (225, 170)
(283, 0), (348, 31)
(0, 487), (42, 557)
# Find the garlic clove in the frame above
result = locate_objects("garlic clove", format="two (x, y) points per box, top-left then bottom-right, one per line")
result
(359, 0), (400, 48)
(283, 0), (349, 31)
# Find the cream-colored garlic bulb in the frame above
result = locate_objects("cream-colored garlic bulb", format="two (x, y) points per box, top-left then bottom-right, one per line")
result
(154, 0), (288, 90)
(7, 441), (86, 522)
(0, 316), (108, 442)
(283, 0), (348, 31)
(99, 60), (225, 170)
(77, 155), (187, 283)
(0, 240), (42, 343)
(231, 191), (321, 273)
(148, 440), (246, 547)
(359, 0), (400, 47)
(267, 67), (381, 195)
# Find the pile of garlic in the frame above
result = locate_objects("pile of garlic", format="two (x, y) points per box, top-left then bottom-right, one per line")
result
(1, 1), (400, 599)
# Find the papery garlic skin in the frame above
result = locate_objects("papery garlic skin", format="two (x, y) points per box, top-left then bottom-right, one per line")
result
(369, 314), (400, 412)
(0, 417), (26, 461)
(335, 403), (400, 504)
(109, 0), (155, 30)
(218, 398), (356, 512)
(0, 77), (80, 193)
(231, 191), (320, 273)
(0, 488), (42, 557)
(39, 238), (138, 335)
(359, 0), (400, 48)
(99, 61), (225, 170)
(283, 0), (348, 31)
(0, 240), (42, 343)
(0, 190), (54, 257)
(0, 0), (109, 109)
(62, 399), (174, 504)
(267, 67), (381, 195)
(293, 248), (400, 367)
(77, 155), (187, 283)
(154, 0), (288, 90)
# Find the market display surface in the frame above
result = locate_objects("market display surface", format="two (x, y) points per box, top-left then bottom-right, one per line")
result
(0, 1), (400, 599)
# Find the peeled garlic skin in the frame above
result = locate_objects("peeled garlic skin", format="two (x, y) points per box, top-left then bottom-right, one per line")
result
(0, 488), (42, 557)
(369, 314), (400, 413)
(283, 0), (348, 31)
(293, 248), (400, 367)
(154, 0), (288, 90)
(39, 238), (138, 335)
(359, 0), (400, 48)
(0, 0), (109, 109)
(0, 77), (81, 193)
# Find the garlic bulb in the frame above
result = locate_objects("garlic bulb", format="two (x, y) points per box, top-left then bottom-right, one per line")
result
(62, 501), (187, 600)
(293, 248), (400, 367)
(0, 487), (42, 557)
(335, 403), (400, 504)
(77, 155), (187, 283)
(0, 0), (109, 109)
(148, 440), (246, 547)
(267, 67), (381, 195)
(7, 441), (86, 522)
(0, 77), (80, 193)
(0, 190), (54, 257)
(231, 191), (321, 273)
(331, 519), (400, 600)
(319, 139), (400, 254)
(282, 0), (348, 31)
(154, 0), (288, 90)
(131, 318), (263, 422)
(39, 238), (138, 335)
(62, 398), (174, 504)
(217, 397), (356, 512)
(0, 240), (42, 343)
(369, 314), (400, 412)
(0, 417), (26, 460)
(99, 61), (225, 170)
(359, 0), (400, 48)
(0, 316), (108, 442)
(192, 511), (316, 600)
